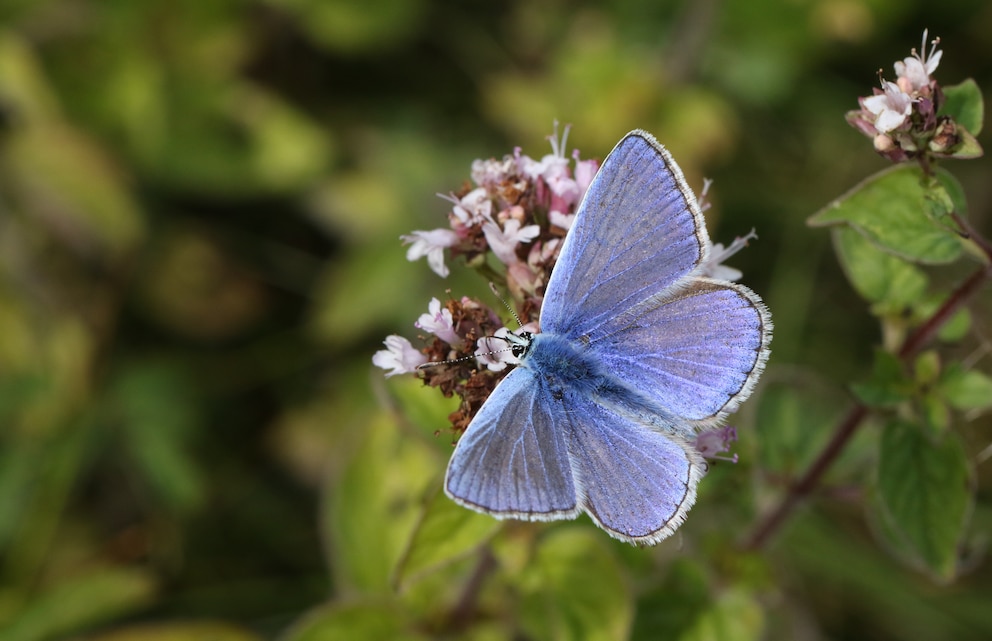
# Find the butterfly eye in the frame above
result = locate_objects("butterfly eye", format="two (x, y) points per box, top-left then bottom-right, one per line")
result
(509, 331), (533, 358)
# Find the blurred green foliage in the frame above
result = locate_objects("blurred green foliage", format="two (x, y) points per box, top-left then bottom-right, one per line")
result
(0, 0), (991, 639)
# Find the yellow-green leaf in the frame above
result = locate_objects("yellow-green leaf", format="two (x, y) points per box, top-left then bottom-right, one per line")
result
(393, 483), (502, 589)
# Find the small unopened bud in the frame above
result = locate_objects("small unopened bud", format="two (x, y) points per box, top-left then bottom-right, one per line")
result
(928, 116), (959, 153)
(873, 134), (896, 152)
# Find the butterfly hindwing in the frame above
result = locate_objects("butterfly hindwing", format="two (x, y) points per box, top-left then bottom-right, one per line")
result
(563, 389), (704, 544)
(590, 278), (772, 423)
(444, 367), (579, 519)
(541, 131), (708, 337)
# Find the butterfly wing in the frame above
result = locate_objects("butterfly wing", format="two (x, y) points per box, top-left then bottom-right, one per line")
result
(590, 278), (772, 424)
(561, 389), (704, 544)
(444, 367), (579, 520)
(541, 130), (708, 338)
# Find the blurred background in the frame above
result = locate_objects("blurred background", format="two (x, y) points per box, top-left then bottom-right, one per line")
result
(1, 0), (991, 639)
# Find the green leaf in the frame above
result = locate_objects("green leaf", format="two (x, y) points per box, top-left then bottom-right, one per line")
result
(270, 0), (426, 54)
(111, 363), (204, 513)
(80, 622), (263, 641)
(388, 376), (461, 447)
(809, 165), (963, 264)
(311, 243), (426, 348)
(940, 78), (984, 136)
(831, 226), (927, 307)
(936, 308), (971, 342)
(632, 561), (764, 641)
(914, 351), (941, 385)
(0, 567), (156, 641)
(392, 483), (502, 589)
(946, 128), (984, 159)
(934, 168), (968, 218)
(919, 393), (951, 434)
(755, 381), (853, 476)
(325, 414), (439, 593)
(631, 559), (710, 639)
(851, 350), (912, 408)
(913, 293), (973, 344)
(7, 125), (145, 259)
(939, 364), (992, 411)
(678, 587), (765, 641)
(0, 34), (62, 122)
(518, 527), (632, 641)
(876, 420), (972, 582)
(281, 600), (426, 641)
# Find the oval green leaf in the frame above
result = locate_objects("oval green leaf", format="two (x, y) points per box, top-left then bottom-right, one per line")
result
(940, 78), (984, 136)
(809, 165), (963, 264)
(939, 364), (992, 411)
(832, 226), (928, 307)
(876, 420), (972, 582)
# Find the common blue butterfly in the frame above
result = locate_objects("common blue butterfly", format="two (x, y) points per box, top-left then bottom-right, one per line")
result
(444, 130), (772, 545)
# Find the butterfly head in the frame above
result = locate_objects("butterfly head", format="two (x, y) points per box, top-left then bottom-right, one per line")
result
(504, 330), (534, 359)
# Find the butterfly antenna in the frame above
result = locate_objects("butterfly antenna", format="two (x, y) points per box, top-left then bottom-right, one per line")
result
(418, 353), (476, 370)
(488, 282), (524, 328)
(417, 337), (516, 370)
(418, 283), (527, 371)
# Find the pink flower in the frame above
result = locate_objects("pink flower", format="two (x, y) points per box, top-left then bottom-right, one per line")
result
(439, 187), (492, 226)
(701, 229), (757, 282)
(372, 335), (427, 377)
(415, 297), (462, 346)
(482, 215), (540, 265)
(695, 425), (738, 462)
(520, 122), (587, 212)
(471, 156), (516, 190)
(474, 327), (520, 372)
(519, 123), (572, 182)
(573, 152), (599, 199)
(862, 81), (913, 133)
(697, 178), (714, 213)
(401, 228), (459, 277)
(895, 29), (941, 96)
(474, 323), (539, 372)
(549, 210), (575, 231)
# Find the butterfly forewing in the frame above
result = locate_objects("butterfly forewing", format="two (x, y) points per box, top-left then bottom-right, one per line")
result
(541, 131), (708, 338)
(444, 368), (579, 519)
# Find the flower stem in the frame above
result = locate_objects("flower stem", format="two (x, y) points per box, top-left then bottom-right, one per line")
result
(741, 262), (992, 551)
(741, 404), (869, 551)
(443, 547), (496, 632)
(951, 212), (992, 264)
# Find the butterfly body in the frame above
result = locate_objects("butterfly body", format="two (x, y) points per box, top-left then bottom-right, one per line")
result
(445, 130), (772, 545)
(525, 332), (680, 432)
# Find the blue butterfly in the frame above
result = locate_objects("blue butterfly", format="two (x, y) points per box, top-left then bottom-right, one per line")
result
(444, 130), (772, 545)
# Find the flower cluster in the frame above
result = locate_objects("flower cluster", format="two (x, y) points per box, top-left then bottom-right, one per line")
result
(847, 30), (969, 163)
(377, 123), (598, 432)
(374, 125), (749, 456)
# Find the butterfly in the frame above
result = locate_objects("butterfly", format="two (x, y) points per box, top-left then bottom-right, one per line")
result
(444, 130), (772, 545)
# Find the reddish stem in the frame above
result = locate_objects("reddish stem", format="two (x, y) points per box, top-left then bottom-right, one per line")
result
(741, 263), (992, 551)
